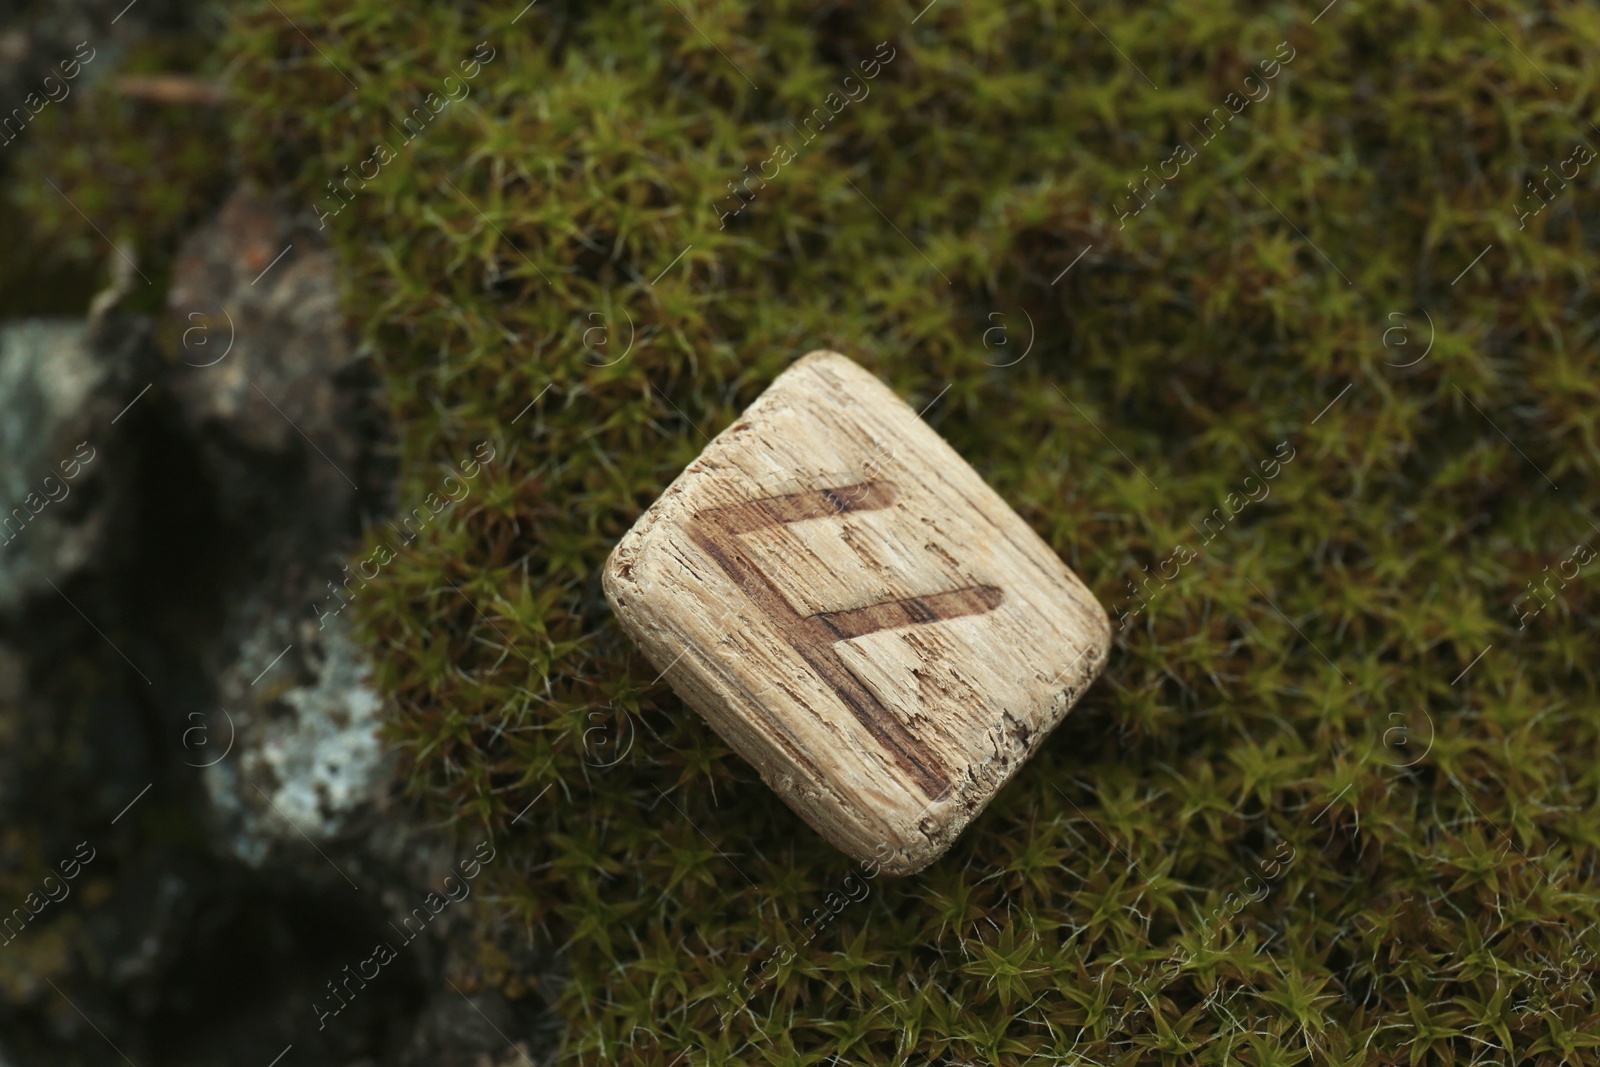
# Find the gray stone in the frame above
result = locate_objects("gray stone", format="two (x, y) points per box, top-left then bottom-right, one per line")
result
(205, 608), (394, 867)
(0, 319), (121, 613)
(0, 180), (549, 1060)
(157, 186), (396, 870)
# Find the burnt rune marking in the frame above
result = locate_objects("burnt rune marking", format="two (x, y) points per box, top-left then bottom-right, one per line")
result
(689, 481), (1003, 800)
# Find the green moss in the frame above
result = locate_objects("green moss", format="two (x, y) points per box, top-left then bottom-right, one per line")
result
(5, 28), (234, 314)
(224, 0), (1600, 1062)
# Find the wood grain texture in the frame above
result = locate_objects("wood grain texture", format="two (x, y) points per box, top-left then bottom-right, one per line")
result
(603, 351), (1110, 875)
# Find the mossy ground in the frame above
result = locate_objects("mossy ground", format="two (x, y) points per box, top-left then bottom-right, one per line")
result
(3, 14), (234, 315)
(17, 0), (1600, 1062)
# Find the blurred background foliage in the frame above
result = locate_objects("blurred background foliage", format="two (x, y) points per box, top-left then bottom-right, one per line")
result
(0, 0), (234, 315)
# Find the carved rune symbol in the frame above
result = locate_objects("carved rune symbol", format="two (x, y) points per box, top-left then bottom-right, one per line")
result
(688, 481), (1003, 800)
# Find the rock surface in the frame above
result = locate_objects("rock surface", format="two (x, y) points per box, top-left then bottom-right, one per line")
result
(0, 185), (551, 1064)
(164, 185), (396, 872)
(207, 611), (394, 868)
(0, 318), (137, 612)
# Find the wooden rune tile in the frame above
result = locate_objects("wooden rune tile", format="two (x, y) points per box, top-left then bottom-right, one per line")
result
(603, 351), (1110, 875)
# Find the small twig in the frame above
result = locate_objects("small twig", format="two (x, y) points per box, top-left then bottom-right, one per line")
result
(113, 75), (227, 106)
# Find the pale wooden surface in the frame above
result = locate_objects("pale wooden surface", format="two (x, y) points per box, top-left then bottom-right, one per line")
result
(603, 351), (1110, 875)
